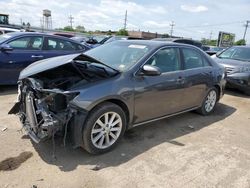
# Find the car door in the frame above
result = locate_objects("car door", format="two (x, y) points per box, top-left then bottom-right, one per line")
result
(42, 37), (86, 59)
(180, 47), (214, 108)
(133, 47), (186, 123)
(0, 35), (44, 84)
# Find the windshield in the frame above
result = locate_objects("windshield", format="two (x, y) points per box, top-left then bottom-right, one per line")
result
(218, 46), (250, 62)
(85, 42), (150, 71)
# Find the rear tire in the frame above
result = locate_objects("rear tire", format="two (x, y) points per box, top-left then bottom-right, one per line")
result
(197, 87), (218, 115)
(82, 102), (126, 154)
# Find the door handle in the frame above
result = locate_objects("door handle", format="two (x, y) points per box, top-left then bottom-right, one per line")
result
(31, 55), (43, 58)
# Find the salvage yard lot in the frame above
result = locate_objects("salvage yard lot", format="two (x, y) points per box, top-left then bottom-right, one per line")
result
(0, 86), (250, 188)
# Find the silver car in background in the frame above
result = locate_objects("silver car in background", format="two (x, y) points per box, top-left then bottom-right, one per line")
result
(212, 46), (250, 95)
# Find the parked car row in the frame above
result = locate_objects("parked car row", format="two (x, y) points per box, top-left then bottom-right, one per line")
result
(0, 28), (226, 55)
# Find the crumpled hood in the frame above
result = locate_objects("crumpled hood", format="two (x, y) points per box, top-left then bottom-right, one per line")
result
(19, 53), (117, 79)
(213, 57), (250, 67)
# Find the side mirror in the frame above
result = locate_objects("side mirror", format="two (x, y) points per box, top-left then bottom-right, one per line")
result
(0, 44), (13, 52)
(140, 65), (161, 76)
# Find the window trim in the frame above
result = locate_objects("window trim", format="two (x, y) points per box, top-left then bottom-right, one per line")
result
(7, 35), (44, 51)
(44, 36), (82, 51)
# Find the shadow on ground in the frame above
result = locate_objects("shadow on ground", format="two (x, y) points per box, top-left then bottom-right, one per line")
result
(225, 88), (250, 99)
(0, 85), (17, 96)
(0, 151), (33, 171)
(31, 102), (236, 172)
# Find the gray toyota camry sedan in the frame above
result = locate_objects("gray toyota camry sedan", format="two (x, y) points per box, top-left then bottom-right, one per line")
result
(9, 40), (226, 154)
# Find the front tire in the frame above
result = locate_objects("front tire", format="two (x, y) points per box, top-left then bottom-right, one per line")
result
(197, 87), (218, 115)
(82, 102), (126, 154)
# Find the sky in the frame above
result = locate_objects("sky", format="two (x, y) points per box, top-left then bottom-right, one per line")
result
(0, 0), (250, 42)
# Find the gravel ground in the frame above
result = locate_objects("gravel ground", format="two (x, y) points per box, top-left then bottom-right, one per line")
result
(0, 86), (250, 188)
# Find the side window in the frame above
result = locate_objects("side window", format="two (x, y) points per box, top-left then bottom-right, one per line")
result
(146, 48), (180, 73)
(8, 36), (43, 50)
(32, 37), (43, 49)
(182, 48), (209, 69)
(47, 38), (76, 51)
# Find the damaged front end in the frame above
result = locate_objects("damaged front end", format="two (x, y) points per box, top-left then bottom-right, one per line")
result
(9, 53), (118, 146)
(9, 78), (79, 143)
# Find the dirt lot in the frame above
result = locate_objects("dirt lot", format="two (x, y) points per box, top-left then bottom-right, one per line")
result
(0, 86), (250, 188)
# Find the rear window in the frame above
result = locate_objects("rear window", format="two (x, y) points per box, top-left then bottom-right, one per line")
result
(47, 38), (82, 51)
(182, 48), (210, 69)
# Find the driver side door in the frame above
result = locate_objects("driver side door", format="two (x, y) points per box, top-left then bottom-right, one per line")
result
(133, 47), (186, 124)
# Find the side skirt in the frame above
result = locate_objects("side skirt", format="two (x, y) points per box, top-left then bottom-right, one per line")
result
(131, 106), (199, 128)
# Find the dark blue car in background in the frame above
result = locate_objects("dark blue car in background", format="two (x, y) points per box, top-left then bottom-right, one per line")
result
(0, 32), (90, 85)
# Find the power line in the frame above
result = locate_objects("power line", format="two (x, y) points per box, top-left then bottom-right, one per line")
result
(243, 20), (250, 41)
(124, 10), (127, 30)
(68, 15), (74, 29)
(176, 21), (244, 29)
(170, 21), (175, 37)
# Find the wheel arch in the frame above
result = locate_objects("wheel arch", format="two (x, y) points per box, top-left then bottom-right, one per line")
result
(213, 84), (221, 101)
(88, 98), (131, 129)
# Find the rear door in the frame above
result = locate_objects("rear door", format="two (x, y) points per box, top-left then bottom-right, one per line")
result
(180, 47), (214, 108)
(134, 47), (186, 123)
(42, 37), (86, 59)
(0, 35), (44, 84)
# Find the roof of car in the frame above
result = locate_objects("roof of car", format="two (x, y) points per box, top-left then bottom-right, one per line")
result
(115, 39), (197, 49)
(7, 32), (60, 37)
(0, 32), (86, 45)
(231, 45), (250, 48)
(4, 32), (74, 39)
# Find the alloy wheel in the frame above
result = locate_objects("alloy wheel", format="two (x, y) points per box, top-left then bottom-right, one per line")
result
(91, 112), (122, 149)
(205, 90), (217, 112)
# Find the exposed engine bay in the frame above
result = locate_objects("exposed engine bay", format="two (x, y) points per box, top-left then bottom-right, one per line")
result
(9, 56), (118, 146)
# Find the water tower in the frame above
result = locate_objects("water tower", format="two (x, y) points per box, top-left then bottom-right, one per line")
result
(42, 9), (52, 30)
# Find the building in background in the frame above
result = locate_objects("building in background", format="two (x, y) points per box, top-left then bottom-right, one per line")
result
(128, 31), (162, 39)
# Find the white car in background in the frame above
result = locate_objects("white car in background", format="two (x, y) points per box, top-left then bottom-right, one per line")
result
(0, 27), (20, 35)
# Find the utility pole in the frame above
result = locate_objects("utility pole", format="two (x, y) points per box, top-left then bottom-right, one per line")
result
(124, 10), (127, 30)
(243, 20), (250, 41)
(69, 15), (74, 29)
(170, 21), (175, 37)
(209, 31), (213, 41)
